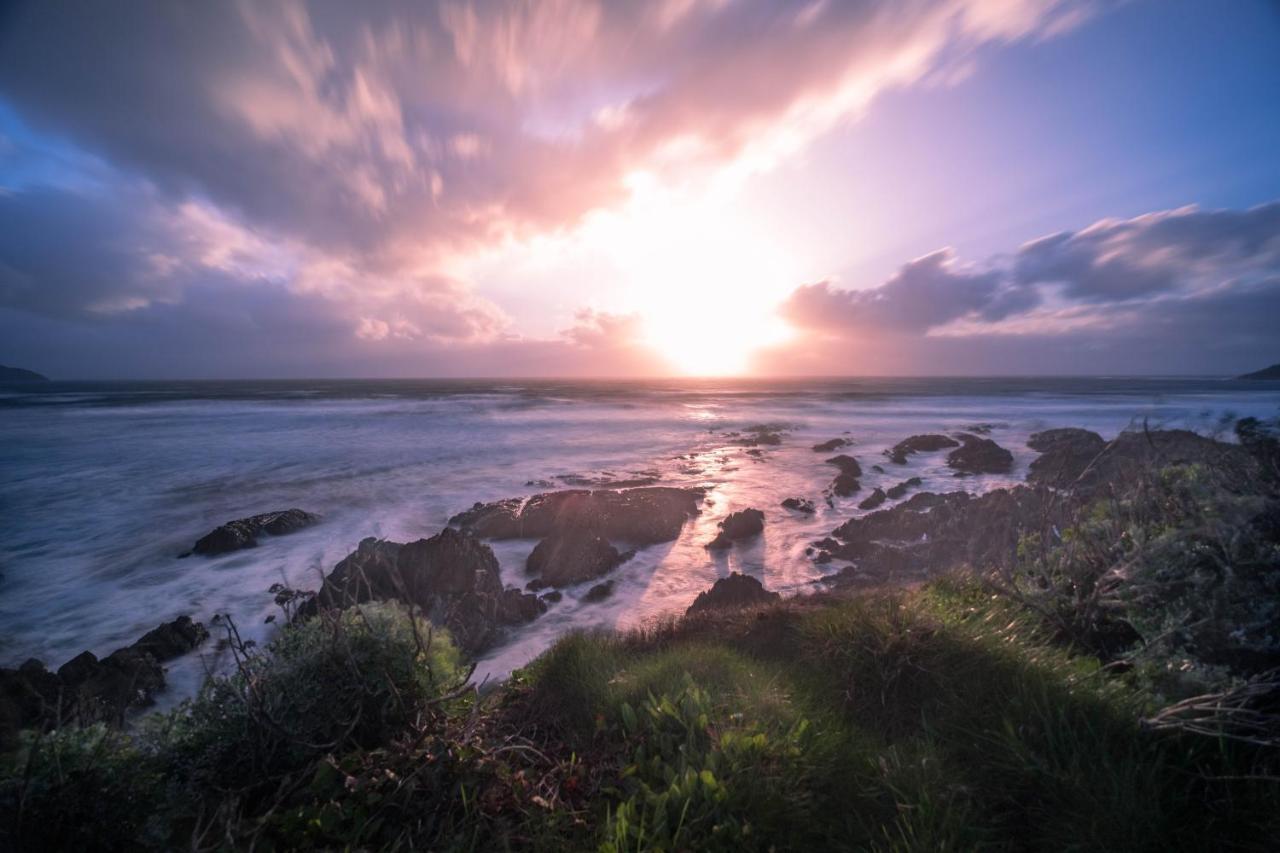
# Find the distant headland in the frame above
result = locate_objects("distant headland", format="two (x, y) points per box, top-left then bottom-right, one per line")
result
(1238, 363), (1280, 380)
(0, 365), (50, 382)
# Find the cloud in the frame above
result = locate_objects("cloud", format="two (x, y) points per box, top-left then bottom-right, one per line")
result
(770, 202), (1280, 374)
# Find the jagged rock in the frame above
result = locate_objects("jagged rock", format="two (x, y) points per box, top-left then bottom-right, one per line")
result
(188, 508), (317, 556)
(299, 528), (540, 654)
(886, 434), (959, 465)
(499, 588), (547, 624)
(1028, 428), (1255, 493)
(885, 477), (922, 499)
(526, 530), (632, 588)
(947, 434), (1014, 475)
(686, 573), (780, 615)
(729, 424), (786, 447)
(830, 473), (861, 497)
(812, 438), (853, 452)
(707, 509), (765, 550)
(858, 488), (887, 510)
(829, 487), (1059, 586)
(0, 615), (209, 746)
(583, 580), (615, 603)
(781, 497), (816, 514)
(825, 454), (862, 477)
(450, 487), (701, 545)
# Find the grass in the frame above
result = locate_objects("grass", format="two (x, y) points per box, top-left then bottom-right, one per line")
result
(3, 579), (1277, 850)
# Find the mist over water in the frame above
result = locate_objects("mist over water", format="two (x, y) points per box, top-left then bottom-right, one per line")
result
(3, 377), (1278, 702)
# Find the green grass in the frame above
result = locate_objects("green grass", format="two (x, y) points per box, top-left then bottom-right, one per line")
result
(3, 581), (1276, 851)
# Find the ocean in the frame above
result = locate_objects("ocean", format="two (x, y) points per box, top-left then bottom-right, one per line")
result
(2, 377), (1278, 702)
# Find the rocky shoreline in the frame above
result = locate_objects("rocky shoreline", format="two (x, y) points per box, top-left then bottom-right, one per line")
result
(1, 419), (1268, 745)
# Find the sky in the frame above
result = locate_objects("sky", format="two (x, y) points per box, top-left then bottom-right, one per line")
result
(0, 0), (1277, 379)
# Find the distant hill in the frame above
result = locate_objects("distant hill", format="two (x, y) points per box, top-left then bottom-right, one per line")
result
(1238, 363), (1280, 380)
(0, 364), (50, 382)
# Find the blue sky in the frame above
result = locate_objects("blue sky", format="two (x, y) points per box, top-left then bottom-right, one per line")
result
(0, 0), (1277, 377)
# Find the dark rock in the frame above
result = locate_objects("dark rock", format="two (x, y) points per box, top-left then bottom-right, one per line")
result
(540, 590), (563, 604)
(946, 434), (1014, 475)
(1028, 428), (1255, 493)
(299, 528), (537, 654)
(812, 438), (853, 452)
(1238, 363), (1280, 380)
(729, 424), (786, 447)
(825, 454), (863, 477)
(132, 615), (210, 662)
(583, 580), (615, 603)
(189, 508), (318, 556)
(858, 488), (887, 510)
(0, 364), (49, 382)
(886, 434), (959, 465)
(830, 473), (861, 497)
(686, 573), (780, 615)
(829, 487), (1060, 587)
(450, 486), (701, 545)
(814, 550), (833, 564)
(526, 530), (631, 588)
(871, 464), (886, 474)
(707, 508), (765, 550)
(885, 477), (922, 500)
(781, 497), (816, 514)
(498, 588), (547, 624)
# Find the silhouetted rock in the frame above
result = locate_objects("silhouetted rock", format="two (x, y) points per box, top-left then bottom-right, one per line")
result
(583, 580), (615, 603)
(0, 365), (49, 382)
(1028, 428), (1255, 493)
(858, 488), (887, 510)
(781, 497), (816, 514)
(885, 477), (922, 499)
(300, 528), (539, 653)
(886, 434), (959, 464)
(526, 530), (631, 588)
(946, 434), (1014, 475)
(812, 438), (853, 452)
(707, 508), (765, 550)
(729, 424), (787, 447)
(686, 573), (780, 615)
(825, 454), (863, 477)
(0, 615), (208, 747)
(450, 487), (701, 545)
(188, 508), (317, 556)
(1238, 363), (1280, 380)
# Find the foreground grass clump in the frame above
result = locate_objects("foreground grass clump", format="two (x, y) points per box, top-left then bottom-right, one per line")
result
(4, 584), (1278, 850)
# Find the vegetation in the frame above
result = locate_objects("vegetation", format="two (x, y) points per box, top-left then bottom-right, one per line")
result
(3, 438), (1279, 850)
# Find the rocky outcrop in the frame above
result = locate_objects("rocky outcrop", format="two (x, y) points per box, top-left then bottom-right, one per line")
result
(858, 488), (887, 510)
(707, 509), (765, 550)
(885, 477), (922, 499)
(583, 580), (615, 603)
(450, 487), (701, 545)
(781, 497), (816, 514)
(1027, 428), (1255, 493)
(526, 530), (632, 588)
(299, 528), (543, 654)
(728, 424), (787, 447)
(188, 508), (318, 556)
(686, 573), (780, 615)
(825, 454), (863, 497)
(829, 487), (1058, 587)
(0, 616), (208, 747)
(812, 438), (853, 452)
(825, 454), (863, 477)
(946, 434), (1014, 475)
(886, 434), (959, 465)
(1238, 363), (1280, 380)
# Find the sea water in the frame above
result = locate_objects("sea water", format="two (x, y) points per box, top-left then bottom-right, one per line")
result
(2, 377), (1277, 702)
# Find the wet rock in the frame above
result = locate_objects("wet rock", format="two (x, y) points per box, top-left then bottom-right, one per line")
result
(540, 590), (563, 604)
(858, 488), (887, 510)
(583, 580), (615, 603)
(686, 573), (780, 615)
(886, 434), (959, 465)
(812, 438), (853, 452)
(814, 550), (833, 565)
(829, 487), (1059, 586)
(830, 473), (862, 497)
(781, 497), (816, 514)
(871, 464), (886, 474)
(300, 528), (538, 654)
(946, 434), (1014, 475)
(1026, 428), (1106, 487)
(1, 615), (209, 745)
(825, 454), (863, 477)
(885, 477), (922, 500)
(729, 424), (787, 447)
(450, 486), (701, 545)
(188, 508), (318, 556)
(707, 508), (765, 550)
(526, 530), (632, 588)
(499, 588), (547, 624)
(1028, 428), (1256, 493)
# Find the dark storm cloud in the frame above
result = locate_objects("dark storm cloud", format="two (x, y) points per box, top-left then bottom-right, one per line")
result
(773, 202), (1280, 374)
